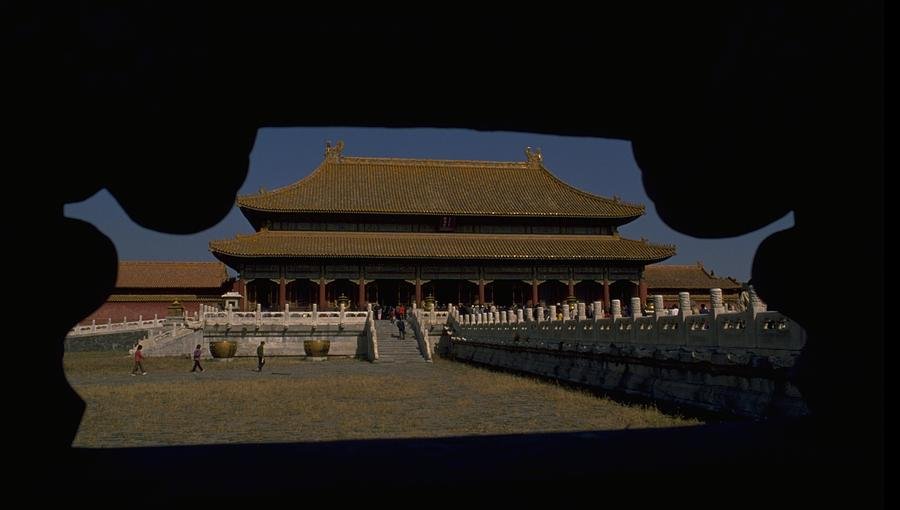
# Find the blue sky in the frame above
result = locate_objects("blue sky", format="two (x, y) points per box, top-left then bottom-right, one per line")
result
(64, 127), (793, 282)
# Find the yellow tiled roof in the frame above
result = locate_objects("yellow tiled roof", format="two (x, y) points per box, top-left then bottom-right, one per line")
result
(644, 263), (742, 289)
(210, 231), (675, 261)
(236, 156), (644, 218)
(107, 294), (222, 302)
(116, 261), (228, 289)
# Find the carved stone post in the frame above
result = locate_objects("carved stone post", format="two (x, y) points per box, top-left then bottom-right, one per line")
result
(679, 292), (692, 317)
(592, 301), (604, 319)
(653, 295), (665, 317)
(631, 297), (642, 318)
(710, 288), (724, 314)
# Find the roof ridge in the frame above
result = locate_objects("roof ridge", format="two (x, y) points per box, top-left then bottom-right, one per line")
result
(339, 156), (529, 167)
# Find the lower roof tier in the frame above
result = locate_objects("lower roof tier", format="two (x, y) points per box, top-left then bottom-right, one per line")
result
(209, 230), (675, 262)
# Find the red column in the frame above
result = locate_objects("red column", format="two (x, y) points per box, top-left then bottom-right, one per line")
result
(415, 280), (422, 307)
(531, 280), (539, 306)
(234, 279), (247, 311)
(602, 280), (610, 309)
(318, 279), (327, 310)
(567, 280), (575, 297)
(639, 279), (648, 305)
(358, 279), (367, 309)
(478, 280), (486, 305)
(278, 277), (286, 309)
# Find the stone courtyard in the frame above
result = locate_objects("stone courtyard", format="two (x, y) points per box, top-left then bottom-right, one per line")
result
(65, 353), (700, 448)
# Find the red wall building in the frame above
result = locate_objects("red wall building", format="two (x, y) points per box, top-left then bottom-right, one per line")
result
(81, 261), (231, 324)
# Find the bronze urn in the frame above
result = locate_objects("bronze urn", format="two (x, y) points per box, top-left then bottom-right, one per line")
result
(208, 340), (238, 358)
(304, 339), (330, 360)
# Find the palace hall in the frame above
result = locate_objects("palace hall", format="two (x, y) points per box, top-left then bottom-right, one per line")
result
(210, 143), (676, 311)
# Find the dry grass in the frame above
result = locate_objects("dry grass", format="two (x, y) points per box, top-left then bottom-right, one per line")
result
(65, 352), (701, 447)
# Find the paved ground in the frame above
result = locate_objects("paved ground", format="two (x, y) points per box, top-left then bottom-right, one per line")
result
(66, 353), (700, 447)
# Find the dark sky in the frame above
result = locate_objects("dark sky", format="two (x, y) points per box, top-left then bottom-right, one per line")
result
(64, 127), (793, 282)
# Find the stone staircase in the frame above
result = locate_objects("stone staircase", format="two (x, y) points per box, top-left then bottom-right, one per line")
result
(374, 320), (427, 363)
(133, 326), (203, 357)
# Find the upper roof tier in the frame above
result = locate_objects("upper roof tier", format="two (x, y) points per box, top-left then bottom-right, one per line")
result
(236, 145), (645, 219)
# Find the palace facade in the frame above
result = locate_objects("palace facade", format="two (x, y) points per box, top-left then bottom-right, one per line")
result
(210, 143), (676, 311)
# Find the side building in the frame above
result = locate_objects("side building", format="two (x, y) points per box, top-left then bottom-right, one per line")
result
(644, 263), (743, 310)
(210, 144), (676, 311)
(81, 261), (231, 323)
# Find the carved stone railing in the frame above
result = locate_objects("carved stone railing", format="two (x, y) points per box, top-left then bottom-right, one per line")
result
(407, 310), (433, 362)
(444, 290), (802, 369)
(68, 316), (168, 337)
(201, 303), (369, 328)
(365, 307), (379, 362)
(442, 291), (806, 418)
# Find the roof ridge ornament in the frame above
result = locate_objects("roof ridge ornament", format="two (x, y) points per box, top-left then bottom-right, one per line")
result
(325, 140), (345, 160)
(524, 146), (542, 167)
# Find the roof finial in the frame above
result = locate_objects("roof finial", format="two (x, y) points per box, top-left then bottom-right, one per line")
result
(524, 146), (543, 166)
(325, 140), (345, 160)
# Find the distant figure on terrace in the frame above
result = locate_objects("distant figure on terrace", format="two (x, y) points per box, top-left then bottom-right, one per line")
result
(699, 304), (710, 314)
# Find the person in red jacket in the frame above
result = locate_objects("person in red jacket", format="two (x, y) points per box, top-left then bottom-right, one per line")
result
(131, 344), (147, 376)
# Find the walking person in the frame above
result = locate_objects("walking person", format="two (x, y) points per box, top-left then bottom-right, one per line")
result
(131, 344), (147, 376)
(256, 341), (266, 372)
(191, 344), (204, 372)
(397, 318), (406, 340)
